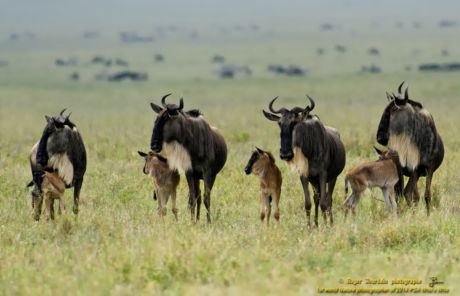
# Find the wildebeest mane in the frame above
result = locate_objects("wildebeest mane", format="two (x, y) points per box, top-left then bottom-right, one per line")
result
(293, 116), (328, 161)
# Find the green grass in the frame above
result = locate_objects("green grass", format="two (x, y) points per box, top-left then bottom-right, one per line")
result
(0, 27), (460, 295)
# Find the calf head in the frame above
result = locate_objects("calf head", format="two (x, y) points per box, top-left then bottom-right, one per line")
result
(244, 147), (275, 175)
(138, 151), (168, 175)
(263, 96), (315, 161)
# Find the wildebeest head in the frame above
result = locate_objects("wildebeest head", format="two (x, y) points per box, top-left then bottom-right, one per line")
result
(263, 96), (315, 161)
(42, 108), (74, 135)
(138, 150), (167, 175)
(376, 81), (423, 145)
(150, 93), (184, 152)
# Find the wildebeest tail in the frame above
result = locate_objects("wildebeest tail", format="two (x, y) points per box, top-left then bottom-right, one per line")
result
(344, 175), (349, 196)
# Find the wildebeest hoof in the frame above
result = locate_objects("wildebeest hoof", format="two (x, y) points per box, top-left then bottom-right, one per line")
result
(72, 206), (79, 215)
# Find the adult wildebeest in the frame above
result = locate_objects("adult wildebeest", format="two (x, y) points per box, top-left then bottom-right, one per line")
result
(263, 96), (346, 226)
(29, 109), (86, 219)
(376, 82), (444, 215)
(149, 94), (227, 223)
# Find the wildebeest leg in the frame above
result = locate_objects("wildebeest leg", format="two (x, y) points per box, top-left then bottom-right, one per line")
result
(319, 173), (328, 225)
(326, 177), (337, 225)
(404, 172), (418, 207)
(194, 178), (201, 221)
(171, 189), (178, 221)
(312, 184), (320, 227)
(185, 171), (197, 222)
(73, 177), (83, 215)
(300, 176), (311, 227)
(203, 173), (216, 223)
(424, 169), (434, 216)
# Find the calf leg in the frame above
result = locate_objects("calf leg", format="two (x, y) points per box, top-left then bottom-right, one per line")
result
(203, 173), (216, 224)
(32, 194), (43, 221)
(388, 186), (398, 221)
(171, 189), (178, 221)
(44, 193), (52, 221)
(73, 177), (83, 215)
(343, 192), (355, 220)
(259, 192), (266, 222)
(265, 195), (271, 226)
(273, 191), (281, 222)
(300, 176), (312, 227)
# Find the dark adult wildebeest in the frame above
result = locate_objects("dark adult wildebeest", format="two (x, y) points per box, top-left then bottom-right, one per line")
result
(149, 94), (227, 223)
(29, 109), (87, 219)
(263, 96), (346, 226)
(376, 82), (444, 215)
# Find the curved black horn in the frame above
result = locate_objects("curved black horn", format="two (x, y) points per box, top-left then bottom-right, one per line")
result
(305, 95), (315, 112)
(404, 87), (409, 101)
(59, 108), (67, 116)
(178, 97), (184, 110)
(398, 81), (405, 94)
(65, 112), (72, 120)
(268, 96), (282, 114)
(161, 93), (172, 107)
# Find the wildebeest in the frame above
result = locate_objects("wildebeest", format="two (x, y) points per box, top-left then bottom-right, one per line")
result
(263, 96), (346, 226)
(361, 64), (382, 74)
(376, 82), (444, 215)
(138, 151), (180, 220)
(344, 148), (401, 220)
(149, 94), (227, 223)
(29, 109), (87, 219)
(244, 147), (282, 225)
(154, 54), (164, 63)
(107, 71), (148, 82)
(368, 47), (380, 56)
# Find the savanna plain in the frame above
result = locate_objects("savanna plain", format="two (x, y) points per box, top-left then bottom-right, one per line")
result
(0, 25), (459, 295)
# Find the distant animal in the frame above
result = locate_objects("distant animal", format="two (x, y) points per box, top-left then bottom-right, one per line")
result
(244, 147), (282, 225)
(263, 96), (346, 226)
(149, 94), (227, 223)
(344, 148), (401, 220)
(108, 71), (148, 81)
(115, 58), (128, 67)
(376, 82), (444, 215)
(154, 54), (164, 62)
(29, 109), (87, 218)
(317, 48), (325, 55)
(368, 47), (380, 56)
(361, 64), (382, 74)
(70, 72), (80, 81)
(138, 151), (180, 220)
(211, 55), (225, 63)
(335, 45), (347, 53)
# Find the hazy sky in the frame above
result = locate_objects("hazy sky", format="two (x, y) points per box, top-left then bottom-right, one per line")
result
(0, 0), (458, 34)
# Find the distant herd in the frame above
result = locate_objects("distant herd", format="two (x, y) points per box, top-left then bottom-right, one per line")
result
(27, 81), (444, 226)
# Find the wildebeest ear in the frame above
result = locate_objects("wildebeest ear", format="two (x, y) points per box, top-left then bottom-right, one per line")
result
(26, 180), (34, 187)
(45, 115), (53, 123)
(262, 110), (280, 121)
(138, 151), (148, 157)
(150, 102), (163, 114)
(255, 147), (264, 154)
(374, 146), (383, 155)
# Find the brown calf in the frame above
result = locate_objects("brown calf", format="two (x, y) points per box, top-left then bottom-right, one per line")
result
(138, 151), (180, 220)
(244, 147), (282, 225)
(344, 148), (401, 220)
(30, 171), (66, 221)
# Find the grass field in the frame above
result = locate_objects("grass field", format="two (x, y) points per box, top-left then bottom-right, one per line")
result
(0, 23), (460, 295)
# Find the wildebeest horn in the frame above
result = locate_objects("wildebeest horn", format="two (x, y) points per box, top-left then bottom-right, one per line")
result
(305, 95), (315, 112)
(268, 96), (283, 114)
(66, 112), (72, 120)
(397, 81), (405, 94)
(178, 97), (184, 110)
(386, 92), (393, 101)
(404, 87), (409, 101)
(60, 108), (67, 116)
(161, 93), (172, 107)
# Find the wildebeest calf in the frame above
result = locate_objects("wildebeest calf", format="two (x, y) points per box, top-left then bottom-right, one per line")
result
(138, 151), (180, 219)
(244, 147), (282, 225)
(344, 148), (401, 220)
(29, 171), (66, 221)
